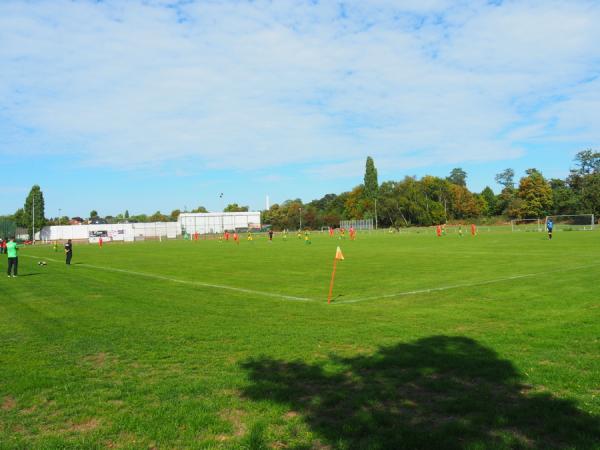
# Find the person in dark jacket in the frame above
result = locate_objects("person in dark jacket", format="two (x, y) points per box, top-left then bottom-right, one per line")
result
(65, 239), (73, 265)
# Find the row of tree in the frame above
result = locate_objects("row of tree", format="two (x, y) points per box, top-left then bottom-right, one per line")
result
(262, 150), (599, 230)
(2, 150), (597, 236)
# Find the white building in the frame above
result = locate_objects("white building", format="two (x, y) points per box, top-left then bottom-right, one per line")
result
(38, 222), (180, 242)
(178, 212), (261, 234)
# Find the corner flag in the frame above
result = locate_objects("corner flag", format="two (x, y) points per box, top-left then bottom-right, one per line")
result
(328, 247), (344, 304)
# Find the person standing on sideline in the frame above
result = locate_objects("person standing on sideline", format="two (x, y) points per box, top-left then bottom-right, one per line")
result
(99, 237), (103, 248)
(0, 238), (4, 254)
(268, 229), (273, 242)
(547, 218), (554, 240)
(6, 238), (20, 277)
(65, 239), (73, 265)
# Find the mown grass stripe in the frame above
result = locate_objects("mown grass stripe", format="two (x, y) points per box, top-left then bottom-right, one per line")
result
(22, 255), (317, 302)
(335, 262), (600, 304)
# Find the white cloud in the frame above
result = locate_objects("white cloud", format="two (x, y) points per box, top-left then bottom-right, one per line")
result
(0, 0), (598, 174)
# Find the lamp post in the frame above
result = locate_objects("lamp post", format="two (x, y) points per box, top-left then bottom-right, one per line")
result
(32, 197), (35, 244)
(299, 207), (303, 230)
(58, 208), (62, 225)
(219, 193), (224, 233)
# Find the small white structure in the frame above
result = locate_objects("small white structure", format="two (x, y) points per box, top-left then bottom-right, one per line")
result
(178, 212), (261, 234)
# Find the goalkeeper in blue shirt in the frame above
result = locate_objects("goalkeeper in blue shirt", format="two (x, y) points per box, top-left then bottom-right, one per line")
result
(547, 218), (554, 240)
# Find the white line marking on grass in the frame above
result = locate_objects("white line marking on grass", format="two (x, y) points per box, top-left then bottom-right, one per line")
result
(23, 256), (316, 302)
(334, 263), (600, 305)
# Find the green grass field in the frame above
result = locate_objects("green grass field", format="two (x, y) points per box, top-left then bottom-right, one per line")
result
(1, 230), (599, 449)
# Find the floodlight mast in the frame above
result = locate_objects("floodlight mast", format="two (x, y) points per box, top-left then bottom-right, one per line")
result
(32, 197), (35, 244)
(219, 193), (224, 233)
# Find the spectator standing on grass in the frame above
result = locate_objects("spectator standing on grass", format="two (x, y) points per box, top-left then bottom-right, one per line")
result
(547, 218), (554, 240)
(65, 239), (73, 265)
(268, 230), (273, 241)
(6, 238), (20, 277)
(0, 237), (4, 254)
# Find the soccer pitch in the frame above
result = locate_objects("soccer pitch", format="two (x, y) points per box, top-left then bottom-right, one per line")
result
(1, 230), (599, 449)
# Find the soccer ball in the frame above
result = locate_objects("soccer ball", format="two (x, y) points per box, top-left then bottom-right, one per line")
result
(37, 261), (47, 266)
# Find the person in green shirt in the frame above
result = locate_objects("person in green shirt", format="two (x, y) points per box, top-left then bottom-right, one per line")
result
(6, 238), (20, 277)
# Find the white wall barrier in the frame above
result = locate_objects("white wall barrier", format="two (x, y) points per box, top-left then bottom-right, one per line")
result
(38, 213), (261, 243)
(38, 222), (180, 243)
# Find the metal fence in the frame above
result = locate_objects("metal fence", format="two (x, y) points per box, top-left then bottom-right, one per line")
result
(0, 218), (16, 239)
(339, 219), (374, 230)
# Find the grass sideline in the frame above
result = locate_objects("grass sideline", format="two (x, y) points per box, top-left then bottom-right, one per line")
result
(1, 230), (599, 449)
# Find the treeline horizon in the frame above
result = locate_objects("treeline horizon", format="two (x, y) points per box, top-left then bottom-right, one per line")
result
(262, 150), (599, 230)
(1, 150), (598, 235)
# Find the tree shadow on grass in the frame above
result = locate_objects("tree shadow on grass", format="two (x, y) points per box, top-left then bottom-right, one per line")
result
(241, 336), (599, 449)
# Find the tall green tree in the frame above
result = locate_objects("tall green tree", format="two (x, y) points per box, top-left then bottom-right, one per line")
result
(517, 169), (553, 218)
(449, 184), (481, 219)
(495, 168), (515, 189)
(549, 179), (578, 215)
(495, 169), (516, 215)
(345, 185), (367, 219)
(90, 210), (99, 218)
(23, 185), (46, 239)
(13, 208), (26, 228)
(480, 187), (497, 217)
(567, 149), (600, 203)
(579, 173), (600, 216)
(363, 156), (379, 200)
(363, 156), (379, 225)
(447, 168), (467, 187)
(572, 149), (600, 176)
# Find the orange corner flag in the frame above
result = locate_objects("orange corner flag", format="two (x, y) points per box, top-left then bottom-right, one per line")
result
(328, 247), (344, 303)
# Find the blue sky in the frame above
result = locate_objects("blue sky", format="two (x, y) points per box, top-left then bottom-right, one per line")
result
(1, 0), (599, 218)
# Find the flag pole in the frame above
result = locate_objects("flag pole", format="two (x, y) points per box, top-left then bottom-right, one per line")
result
(327, 246), (344, 304)
(327, 257), (338, 304)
